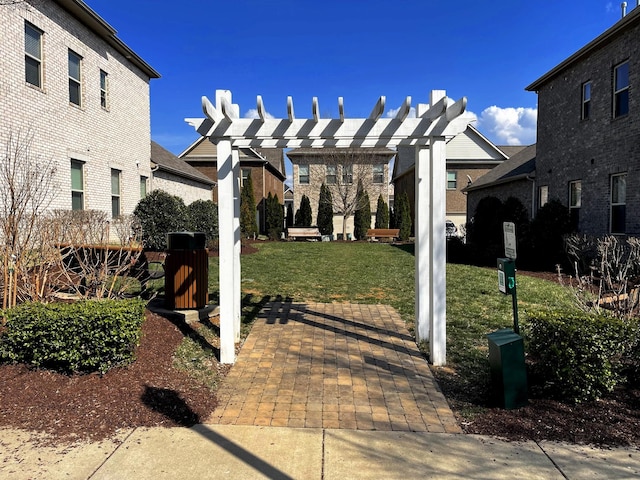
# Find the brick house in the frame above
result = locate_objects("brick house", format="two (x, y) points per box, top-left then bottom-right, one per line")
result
(150, 141), (214, 204)
(0, 0), (159, 218)
(392, 125), (518, 233)
(286, 147), (395, 239)
(464, 144), (537, 221)
(179, 137), (286, 233)
(525, 5), (640, 235)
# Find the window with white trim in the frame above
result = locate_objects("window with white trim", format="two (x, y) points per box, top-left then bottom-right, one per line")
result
(373, 164), (384, 184)
(581, 81), (591, 120)
(569, 180), (581, 230)
(111, 168), (121, 218)
(611, 173), (626, 233)
(446, 171), (457, 190)
(342, 164), (353, 184)
(614, 61), (629, 118)
(25, 22), (43, 88)
(538, 185), (548, 210)
(71, 160), (84, 210)
(298, 164), (309, 184)
(100, 69), (108, 109)
(326, 165), (336, 184)
(68, 50), (82, 106)
(241, 168), (251, 187)
(140, 176), (148, 198)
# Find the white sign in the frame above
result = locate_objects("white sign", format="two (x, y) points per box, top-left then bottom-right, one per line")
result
(503, 222), (517, 259)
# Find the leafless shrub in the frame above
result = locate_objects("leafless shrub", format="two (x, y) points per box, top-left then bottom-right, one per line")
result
(564, 233), (640, 319)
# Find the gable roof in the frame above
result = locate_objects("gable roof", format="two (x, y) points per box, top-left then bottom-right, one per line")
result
(151, 141), (215, 186)
(179, 137), (286, 180)
(55, 0), (160, 79)
(526, 7), (640, 91)
(463, 144), (536, 192)
(391, 125), (508, 182)
(497, 145), (528, 158)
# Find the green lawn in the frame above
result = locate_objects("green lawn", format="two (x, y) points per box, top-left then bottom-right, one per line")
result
(205, 241), (575, 408)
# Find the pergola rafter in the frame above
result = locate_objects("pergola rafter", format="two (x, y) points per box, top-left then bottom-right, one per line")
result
(186, 89), (474, 365)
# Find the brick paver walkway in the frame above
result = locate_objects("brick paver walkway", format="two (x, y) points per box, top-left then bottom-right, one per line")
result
(207, 302), (461, 433)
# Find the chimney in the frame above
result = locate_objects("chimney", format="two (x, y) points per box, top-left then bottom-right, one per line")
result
(622, 2), (627, 17)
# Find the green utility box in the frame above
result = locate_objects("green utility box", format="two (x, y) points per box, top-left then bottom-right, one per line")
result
(487, 328), (528, 409)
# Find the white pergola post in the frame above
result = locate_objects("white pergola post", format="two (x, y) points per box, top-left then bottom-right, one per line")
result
(187, 89), (472, 365)
(216, 138), (236, 364)
(232, 148), (241, 342)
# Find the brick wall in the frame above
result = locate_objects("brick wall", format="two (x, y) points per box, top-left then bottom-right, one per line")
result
(0, 1), (153, 218)
(534, 17), (640, 235)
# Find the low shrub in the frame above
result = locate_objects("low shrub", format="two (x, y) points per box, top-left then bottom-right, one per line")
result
(524, 308), (639, 402)
(0, 299), (145, 374)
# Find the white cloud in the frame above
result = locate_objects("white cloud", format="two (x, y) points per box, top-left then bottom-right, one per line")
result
(385, 106), (416, 118)
(244, 108), (274, 119)
(476, 106), (537, 146)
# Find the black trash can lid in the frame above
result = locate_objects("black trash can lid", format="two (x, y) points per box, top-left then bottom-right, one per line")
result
(166, 232), (206, 250)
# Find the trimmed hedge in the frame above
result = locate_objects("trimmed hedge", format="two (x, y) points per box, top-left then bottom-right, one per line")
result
(0, 299), (145, 374)
(524, 309), (639, 402)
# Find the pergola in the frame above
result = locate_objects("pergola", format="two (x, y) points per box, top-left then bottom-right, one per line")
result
(186, 89), (473, 366)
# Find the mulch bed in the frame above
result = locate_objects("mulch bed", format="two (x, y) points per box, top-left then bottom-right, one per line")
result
(0, 311), (220, 443)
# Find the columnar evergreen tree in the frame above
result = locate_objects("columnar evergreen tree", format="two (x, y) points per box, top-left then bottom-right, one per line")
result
(286, 203), (294, 228)
(353, 181), (371, 240)
(265, 193), (284, 240)
(240, 172), (258, 238)
(389, 206), (397, 229)
(294, 194), (313, 226)
(374, 194), (389, 229)
(396, 191), (412, 241)
(317, 183), (334, 235)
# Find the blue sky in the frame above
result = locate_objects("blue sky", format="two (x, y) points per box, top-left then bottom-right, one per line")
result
(89, 0), (627, 159)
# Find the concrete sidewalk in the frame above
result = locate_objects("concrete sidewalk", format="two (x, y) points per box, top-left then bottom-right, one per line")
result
(2, 424), (640, 479)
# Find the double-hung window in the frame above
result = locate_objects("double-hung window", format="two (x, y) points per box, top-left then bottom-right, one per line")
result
(342, 165), (353, 184)
(538, 185), (549, 210)
(100, 70), (108, 109)
(140, 176), (148, 199)
(614, 61), (629, 118)
(111, 169), (121, 218)
(241, 168), (251, 187)
(25, 22), (43, 88)
(372, 164), (384, 184)
(68, 50), (82, 106)
(569, 180), (581, 231)
(611, 173), (626, 233)
(298, 165), (309, 184)
(326, 165), (336, 184)
(71, 160), (84, 210)
(581, 81), (591, 120)
(446, 171), (457, 190)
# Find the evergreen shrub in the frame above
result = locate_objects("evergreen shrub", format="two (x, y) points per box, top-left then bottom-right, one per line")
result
(0, 299), (145, 374)
(133, 190), (186, 250)
(525, 308), (639, 402)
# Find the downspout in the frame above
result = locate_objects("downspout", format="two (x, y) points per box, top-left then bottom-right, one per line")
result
(526, 173), (536, 219)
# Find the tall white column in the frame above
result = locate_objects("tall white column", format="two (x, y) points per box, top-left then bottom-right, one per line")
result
(430, 136), (447, 366)
(232, 149), (241, 342)
(216, 139), (235, 364)
(415, 146), (431, 343)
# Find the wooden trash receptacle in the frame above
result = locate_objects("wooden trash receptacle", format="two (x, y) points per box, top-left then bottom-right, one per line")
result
(164, 232), (208, 310)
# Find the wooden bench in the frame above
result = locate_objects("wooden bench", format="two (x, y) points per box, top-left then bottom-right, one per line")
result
(366, 229), (400, 242)
(287, 227), (322, 241)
